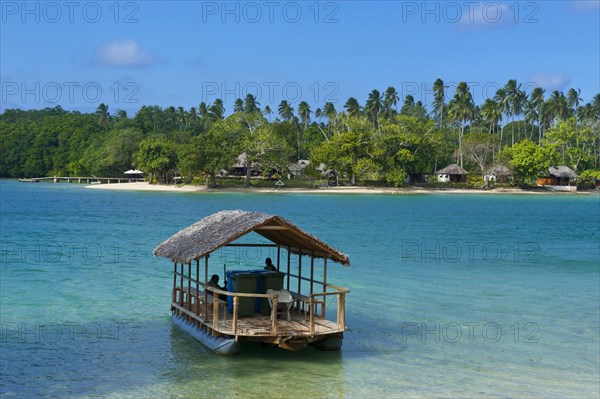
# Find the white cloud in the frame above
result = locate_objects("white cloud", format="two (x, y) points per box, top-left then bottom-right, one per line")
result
(530, 72), (571, 91)
(458, 2), (511, 29)
(94, 40), (160, 67)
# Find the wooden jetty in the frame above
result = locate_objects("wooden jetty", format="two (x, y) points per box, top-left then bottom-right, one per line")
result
(18, 176), (143, 184)
(153, 210), (350, 354)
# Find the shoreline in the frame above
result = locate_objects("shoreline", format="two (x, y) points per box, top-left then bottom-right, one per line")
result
(83, 181), (597, 195)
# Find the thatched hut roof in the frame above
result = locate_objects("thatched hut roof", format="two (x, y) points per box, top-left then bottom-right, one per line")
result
(436, 164), (468, 175)
(549, 166), (578, 179)
(486, 165), (512, 176)
(153, 210), (350, 266)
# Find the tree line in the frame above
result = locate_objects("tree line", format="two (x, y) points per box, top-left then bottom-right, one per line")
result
(1, 78), (599, 186)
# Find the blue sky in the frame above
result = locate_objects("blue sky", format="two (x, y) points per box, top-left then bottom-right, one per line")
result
(1, 0), (599, 115)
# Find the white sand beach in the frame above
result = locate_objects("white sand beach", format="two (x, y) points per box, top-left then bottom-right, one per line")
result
(85, 181), (594, 195)
(86, 181), (207, 192)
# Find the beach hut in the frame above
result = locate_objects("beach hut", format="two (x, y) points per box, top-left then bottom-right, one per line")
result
(232, 153), (261, 177)
(153, 210), (350, 354)
(288, 159), (310, 178)
(436, 164), (468, 183)
(537, 166), (579, 191)
(484, 165), (512, 183)
(124, 169), (144, 182)
(316, 163), (339, 186)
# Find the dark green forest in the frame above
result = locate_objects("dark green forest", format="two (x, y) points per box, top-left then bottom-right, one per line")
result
(2, 79), (599, 186)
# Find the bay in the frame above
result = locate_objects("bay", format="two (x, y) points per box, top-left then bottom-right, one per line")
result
(1, 180), (598, 398)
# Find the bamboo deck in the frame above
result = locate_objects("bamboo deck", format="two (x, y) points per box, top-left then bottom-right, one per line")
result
(208, 314), (342, 337)
(173, 301), (343, 338)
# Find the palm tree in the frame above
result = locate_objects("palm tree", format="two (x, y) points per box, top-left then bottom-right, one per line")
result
(244, 94), (260, 113)
(233, 98), (244, 113)
(529, 87), (545, 143)
(96, 103), (110, 131)
(116, 109), (127, 121)
(592, 94), (600, 123)
(364, 89), (382, 129)
(176, 106), (186, 130)
(432, 78), (446, 127)
(448, 82), (474, 167)
(400, 95), (415, 115)
(278, 100), (294, 121)
(503, 79), (522, 146)
(382, 86), (399, 119)
(494, 88), (509, 149)
(298, 101), (311, 131)
(323, 102), (337, 134)
(512, 89), (528, 144)
(263, 105), (272, 122)
(576, 103), (594, 124)
(547, 90), (570, 122)
(323, 102), (336, 120)
(198, 102), (210, 128)
(344, 97), (362, 118)
(481, 99), (501, 134)
(209, 99), (225, 120)
(187, 107), (197, 129)
(413, 101), (428, 121)
(567, 88), (583, 119)
(164, 106), (176, 130)
(315, 108), (323, 122)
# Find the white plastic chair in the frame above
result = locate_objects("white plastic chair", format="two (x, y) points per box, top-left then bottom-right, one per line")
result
(267, 289), (293, 321)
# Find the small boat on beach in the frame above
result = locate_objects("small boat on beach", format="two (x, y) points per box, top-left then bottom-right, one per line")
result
(153, 210), (350, 354)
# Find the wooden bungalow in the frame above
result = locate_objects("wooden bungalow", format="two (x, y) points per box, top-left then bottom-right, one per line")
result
(288, 159), (310, 178)
(232, 153), (261, 177)
(436, 164), (468, 183)
(484, 165), (512, 184)
(537, 166), (579, 191)
(153, 210), (350, 354)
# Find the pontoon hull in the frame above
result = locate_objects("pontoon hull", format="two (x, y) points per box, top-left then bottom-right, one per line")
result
(172, 314), (241, 355)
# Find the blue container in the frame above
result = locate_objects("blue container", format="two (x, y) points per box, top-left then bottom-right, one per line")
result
(226, 270), (259, 316)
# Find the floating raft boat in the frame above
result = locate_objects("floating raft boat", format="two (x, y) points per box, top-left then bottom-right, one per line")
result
(154, 210), (350, 354)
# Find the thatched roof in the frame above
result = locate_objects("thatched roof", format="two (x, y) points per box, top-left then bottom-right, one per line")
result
(549, 166), (578, 179)
(153, 210), (350, 266)
(486, 165), (512, 176)
(436, 164), (468, 175)
(289, 159), (310, 173)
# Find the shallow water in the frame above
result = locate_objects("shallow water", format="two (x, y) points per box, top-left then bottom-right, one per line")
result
(1, 181), (599, 398)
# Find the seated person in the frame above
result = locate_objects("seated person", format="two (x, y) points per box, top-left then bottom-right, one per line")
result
(264, 257), (277, 271)
(207, 274), (227, 300)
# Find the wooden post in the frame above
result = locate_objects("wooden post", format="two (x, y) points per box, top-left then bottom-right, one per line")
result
(172, 262), (177, 304)
(212, 296), (219, 334)
(179, 263), (184, 306)
(286, 249), (291, 291)
(297, 249), (302, 311)
(232, 296), (239, 336)
(204, 256), (209, 319)
(195, 259), (200, 315)
(310, 252), (314, 295)
(337, 292), (345, 330)
(309, 297), (315, 336)
(276, 245), (281, 271)
(322, 258), (327, 318)
(187, 262), (191, 309)
(271, 296), (278, 335)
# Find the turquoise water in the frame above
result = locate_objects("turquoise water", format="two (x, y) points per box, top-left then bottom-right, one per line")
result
(1, 180), (599, 398)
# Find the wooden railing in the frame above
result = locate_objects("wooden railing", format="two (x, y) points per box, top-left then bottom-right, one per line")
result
(172, 282), (349, 337)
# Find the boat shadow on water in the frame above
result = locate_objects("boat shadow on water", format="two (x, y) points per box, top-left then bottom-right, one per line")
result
(167, 323), (347, 398)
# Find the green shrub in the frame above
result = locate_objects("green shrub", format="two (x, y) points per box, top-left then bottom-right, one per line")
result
(578, 170), (600, 189)
(385, 168), (407, 187)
